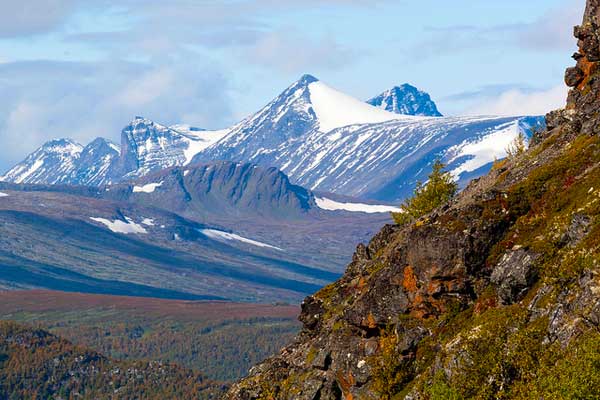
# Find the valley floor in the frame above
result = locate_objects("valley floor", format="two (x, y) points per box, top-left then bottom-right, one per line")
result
(0, 290), (300, 382)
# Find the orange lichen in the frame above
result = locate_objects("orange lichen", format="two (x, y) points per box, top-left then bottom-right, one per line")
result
(577, 57), (596, 91)
(403, 266), (418, 292)
(337, 371), (356, 399)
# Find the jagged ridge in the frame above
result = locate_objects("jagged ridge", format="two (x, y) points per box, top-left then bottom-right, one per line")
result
(367, 84), (443, 117)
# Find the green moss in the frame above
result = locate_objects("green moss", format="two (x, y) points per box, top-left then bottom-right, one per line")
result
(305, 346), (318, 364)
(425, 373), (464, 400)
(370, 326), (415, 399)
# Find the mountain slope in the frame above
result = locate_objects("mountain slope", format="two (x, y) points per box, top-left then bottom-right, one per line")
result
(192, 75), (408, 166)
(193, 76), (543, 202)
(104, 161), (314, 220)
(0, 321), (224, 399)
(225, 3), (600, 399)
(367, 84), (443, 116)
(0, 138), (119, 186)
(271, 115), (542, 201)
(0, 162), (395, 302)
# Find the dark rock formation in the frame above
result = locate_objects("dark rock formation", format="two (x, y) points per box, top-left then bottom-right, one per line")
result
(225, 2), (600, 398)
(491, 249), (538, 305)
(557, 0), (600, 135)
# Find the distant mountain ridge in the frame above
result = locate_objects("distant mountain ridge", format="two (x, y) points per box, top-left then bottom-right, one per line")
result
(104, 161), (316, 220)
(0, 162), (396, 302)
(1, 75), (543, 202)
(367, 84), (443, 116)
(0, 138), (119, 186)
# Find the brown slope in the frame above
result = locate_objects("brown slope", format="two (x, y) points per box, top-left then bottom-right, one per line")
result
(0, 320), (225, 399)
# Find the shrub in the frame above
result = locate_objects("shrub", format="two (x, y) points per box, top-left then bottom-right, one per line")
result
(506, 131), (527, 158)
(392, 160), (458, 225)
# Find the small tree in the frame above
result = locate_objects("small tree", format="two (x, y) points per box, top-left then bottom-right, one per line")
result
(505, 131), (527, 158)
(392, 160), (458, 225)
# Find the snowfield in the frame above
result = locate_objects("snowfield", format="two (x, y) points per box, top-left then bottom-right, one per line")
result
(90, 217), (148, 234)
(200, 229), (282, 251)
(307, 81), (414, 132)
(133, 181), (163, 193)
(315, 197), (401, 213)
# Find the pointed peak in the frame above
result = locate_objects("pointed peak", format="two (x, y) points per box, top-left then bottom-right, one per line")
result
(129, 116), (155, 126)
(39, 138), (84, 155)
(368, 84), (442, 117)
(298, 74), (319, 85)
(87, 137), (120, 152)
(392, 83), (419, 92)
(43, 138), (81, 148)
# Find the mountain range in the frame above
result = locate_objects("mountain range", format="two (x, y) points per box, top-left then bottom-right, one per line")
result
(1, 75), (544, 202)
(0, 161), (396, 302)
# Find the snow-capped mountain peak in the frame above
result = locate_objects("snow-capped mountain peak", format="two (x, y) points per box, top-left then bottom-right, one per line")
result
(0, 137), (121, 186)
(0, 138), (84, 184)
(42, 138), (84, 155)
(192, 74), (413, 165)
(3, 76), (544, 202)
(368, 84), (443, 117)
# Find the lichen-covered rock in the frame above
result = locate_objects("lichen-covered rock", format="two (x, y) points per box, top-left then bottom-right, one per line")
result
(491, 249), (539, 304)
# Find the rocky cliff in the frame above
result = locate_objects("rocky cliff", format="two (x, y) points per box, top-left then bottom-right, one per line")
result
(225, 3), (600, 399)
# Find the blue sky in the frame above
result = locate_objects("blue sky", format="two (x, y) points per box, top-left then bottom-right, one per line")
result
(0, 0), (586, 171)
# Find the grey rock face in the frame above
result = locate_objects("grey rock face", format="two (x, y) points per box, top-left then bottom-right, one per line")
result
(106, 161), (315, 219)
(367, 84), (443, 117)
(491, 249), (539, 305)
(117, 117), (193, 179)
(561, 213), (592, 247)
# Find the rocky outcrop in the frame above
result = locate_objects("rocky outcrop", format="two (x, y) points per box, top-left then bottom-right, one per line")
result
(367, 84), (443, 117)
(226, 2), (600, 399)
(546, 0), (600, 137)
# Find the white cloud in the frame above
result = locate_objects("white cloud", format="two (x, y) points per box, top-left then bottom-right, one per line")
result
(465, 85), (568, 117)
(0, 59), (233, 172)
(0, 0), (77, 37)
(414, 0), (585, 59)
(518, 0), (585, 51)
(243, 29), (356, 73)
(114, 69), (175, 108)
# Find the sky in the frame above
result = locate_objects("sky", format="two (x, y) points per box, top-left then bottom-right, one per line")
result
(0, 0), (586, 172)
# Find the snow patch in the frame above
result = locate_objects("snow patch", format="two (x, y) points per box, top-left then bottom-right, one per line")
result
(449, 121), (525, 178)
(183, 129), (230, 165)
(133, 181), (163, 193)
(0, 192), (8, 197)
(141, 218), (155, 226)
(90, 217), (147, 234)
(200, 229), (282, 251)
(315, 197), (401, 214)
(308, 81), (416, 132)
